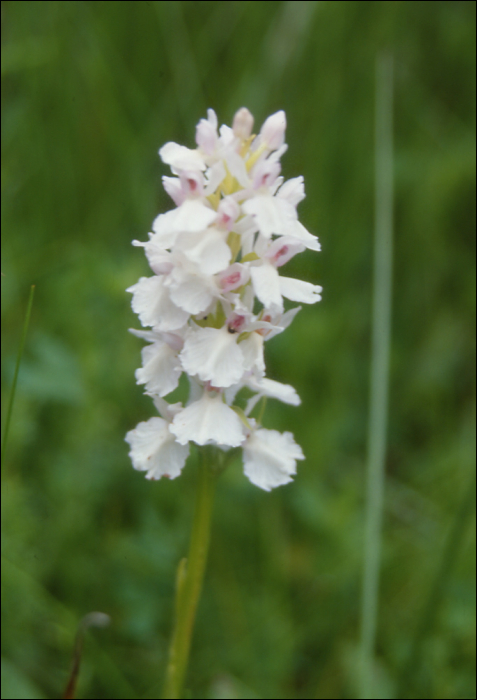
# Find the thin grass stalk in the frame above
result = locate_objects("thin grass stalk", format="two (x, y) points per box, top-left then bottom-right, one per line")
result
(358, 53), (394, 699)
(1, 284), (35, 472)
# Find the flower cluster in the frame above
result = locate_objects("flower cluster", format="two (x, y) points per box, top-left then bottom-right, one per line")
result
(125, 108), (321, 490)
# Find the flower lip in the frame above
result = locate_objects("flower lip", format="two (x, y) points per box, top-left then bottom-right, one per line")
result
(170, 389), (245, 447)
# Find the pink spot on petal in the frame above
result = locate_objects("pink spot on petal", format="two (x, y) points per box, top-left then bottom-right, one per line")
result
(224, 272), (241, 287)
(219, 214), (231, 226)
(228, 314), (246, 333)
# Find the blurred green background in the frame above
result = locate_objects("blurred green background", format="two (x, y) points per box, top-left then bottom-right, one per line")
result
(1, 1), (475, 698)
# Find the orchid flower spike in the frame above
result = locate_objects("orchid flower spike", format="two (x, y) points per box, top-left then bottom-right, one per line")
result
(126, 108), (322, 491)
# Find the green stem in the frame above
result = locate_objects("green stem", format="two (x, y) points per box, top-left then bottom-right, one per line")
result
(162, 448), (217, 699)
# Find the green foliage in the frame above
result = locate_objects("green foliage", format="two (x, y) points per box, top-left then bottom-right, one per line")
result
(1, 2), (475, 698)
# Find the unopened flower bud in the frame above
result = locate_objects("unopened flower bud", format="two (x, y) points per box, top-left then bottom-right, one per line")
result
(259, 110), (286, 150)
(232, 107), (254, 139)
(196, 109), (218, 155)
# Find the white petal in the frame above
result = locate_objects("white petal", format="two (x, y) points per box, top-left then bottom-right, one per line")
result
(129, 327), (185, 348)
(243, 429), (304, 491)
(204, 161), (227, 196)
(232, 214), (258, 242)
(170, 392), (245, 447)
(250, 263), (283, 309)
(159, 142), (206, 171)
(279, 277), (322, 304)
(225, 151), (250, 188)
(143, 238), (174, 275)
(151, 396), (183, 421)
(162, 176), (184, 206)
(129, 327), (162, 342)
(259, 110), (286, 150)
(153, 200), (216, 242)
(151, 210), (180, 249)
(277, 306), (301, 330)
(127, 276), (189, 331)
(251, 158), (281, 192)
(287, 221), (321, 251)
(176, 228), (231, 275)
(173, 199), (217, 233)
(219, 123), (235, 145)
(239, 333), (265, 376)
(135, 342), (181, 397)
(125, 417), (189, 480)
(180, 326), (245, 388)
(216, 196), (240, 230)
(277, 176), (305, 206)
(246, 377), (300, 406)
(196, 111), (218, 154)
(186, 375), (204, 404)
(243, 194), (296, 238)
(167, 269), (217, 315)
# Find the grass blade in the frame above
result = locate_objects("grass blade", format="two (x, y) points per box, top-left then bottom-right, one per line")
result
(359, 53), (394, 699)
(1, 284), (35, 472)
